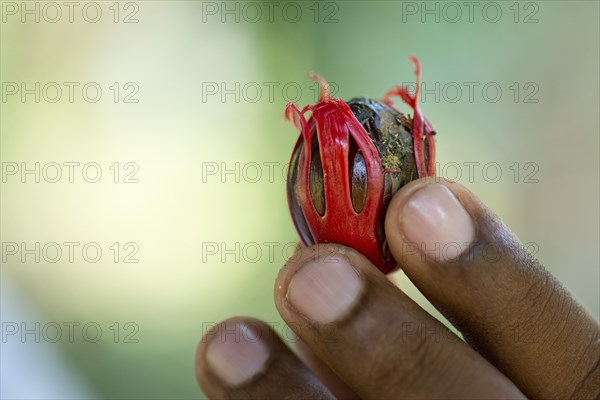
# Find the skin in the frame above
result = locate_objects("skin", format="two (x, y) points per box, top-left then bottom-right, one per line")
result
(195, 178), (600, 399)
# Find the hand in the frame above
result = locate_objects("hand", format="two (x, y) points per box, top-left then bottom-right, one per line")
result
(195, 178), (600, 399)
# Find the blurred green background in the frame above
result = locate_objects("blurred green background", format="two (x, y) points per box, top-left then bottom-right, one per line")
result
(1, 1), (598, 399)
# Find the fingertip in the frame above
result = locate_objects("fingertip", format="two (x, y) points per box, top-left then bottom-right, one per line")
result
(384, 177), (478, 266)
(196, 316), (272, 396)
(274, 244), (370, 326)
(196, 316), (335, 399)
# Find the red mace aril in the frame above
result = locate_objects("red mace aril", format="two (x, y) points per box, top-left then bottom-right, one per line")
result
(285, 57), (436, 274)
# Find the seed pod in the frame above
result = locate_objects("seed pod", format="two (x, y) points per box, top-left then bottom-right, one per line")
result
(285, 57), (436, 274)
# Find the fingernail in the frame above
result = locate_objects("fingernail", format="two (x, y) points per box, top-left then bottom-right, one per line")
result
(205, 322), (269, 386)
(287, 256), (363, 323)
(399, 183), (475, 262)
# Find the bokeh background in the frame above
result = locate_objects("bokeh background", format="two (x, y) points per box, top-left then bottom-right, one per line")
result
(1, 1), (598, 399)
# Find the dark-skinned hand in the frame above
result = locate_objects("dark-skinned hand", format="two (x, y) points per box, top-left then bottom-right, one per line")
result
(195, 178), (600, 399)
